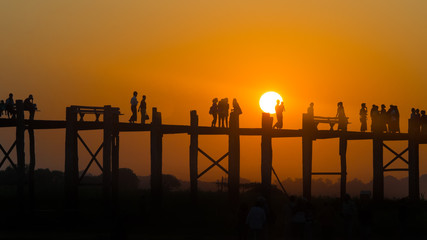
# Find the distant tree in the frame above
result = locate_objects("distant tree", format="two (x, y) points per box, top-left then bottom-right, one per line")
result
(119, 168), (139, 191)
(162, 174), (181, 191)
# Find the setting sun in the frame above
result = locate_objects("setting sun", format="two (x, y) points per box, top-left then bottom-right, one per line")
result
(259, 91), (283, 114)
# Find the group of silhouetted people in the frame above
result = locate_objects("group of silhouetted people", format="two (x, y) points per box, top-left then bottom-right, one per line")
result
(367, 104), (400, 133)
(209, 98), (242, 127)
(410, 108), (427, 135)
(129, 91), (148, 124)
(0, 93), (36, 120)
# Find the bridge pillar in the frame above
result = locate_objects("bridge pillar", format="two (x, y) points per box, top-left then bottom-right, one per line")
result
(16, 100), (25, 208)
(111, 108), (120, 215)
(302, 113), (314, 200)
(372, 132), (384, 201)
(103, 106), (113, 212)
(65, 106), (79, 209)
(261, 113), (273, 199)
(408, 118), (420, 200)
(189, 110), (198, 203)
(228, 111), (240, 206)
(150, 108), (163, 207)
(339, 136), (348, 199)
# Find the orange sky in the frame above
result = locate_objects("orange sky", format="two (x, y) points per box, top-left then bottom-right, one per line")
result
(1, 1), (427, 186)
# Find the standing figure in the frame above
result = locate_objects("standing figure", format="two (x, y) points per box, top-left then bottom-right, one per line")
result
(217, 99), (225, 127)
(336, 102), (347, 131)
(370, 105), (380, 132)
(380, 104), (388, 132)
(223, 98), (230, 128)
(394, 105), (400, 133)
(359, 103), (368, 132)
(5, 93), (15, 119)
(421, 110), (427, 135)
(273, 100), (285, 129)
(24, 94), (36, 120)
(138, 95), (147, 125)
(129, 91), (138, 123)
(209, 98), (219, 127)
(307, 102), (314, 117)
(231, 98), (242, 115)
(0, 100), (5, 117)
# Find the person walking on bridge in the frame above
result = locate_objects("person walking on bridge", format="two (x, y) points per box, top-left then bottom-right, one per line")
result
(337, 102), (347, 131)
(129, 91), (138, 123)
(360, 103), (368, 132)
(138, 95), (147, 125)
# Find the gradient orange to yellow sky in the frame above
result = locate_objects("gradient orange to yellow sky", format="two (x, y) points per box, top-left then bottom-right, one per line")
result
(1, 1), (427, 185)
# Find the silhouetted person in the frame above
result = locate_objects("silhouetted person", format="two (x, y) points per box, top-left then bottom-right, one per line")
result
(273, 100), (285, 129)
(415, 108), (421, 118)
(218, 98), (229, 128)
(246, 198), (266, 240)
(129, 91), (138, 123)
(421, 110), (427, 135)
(138, 95), (147, 125)
(307, 102), (314, 117)
(388, 105), (400, 133)
(370, 105), (379, 131)
(209, 98), (218, 127)
(23, 94), (36, 120)
(0, 100), (4, 117)
(395, 105), (400, 133)
(380, 104), (388, 132)
(410, 108), (417, 119)
(5, 93), (15, 119)
(336, 102), (347, 131)
(231, 98), (242, 115)
(360, 103), (368, 132)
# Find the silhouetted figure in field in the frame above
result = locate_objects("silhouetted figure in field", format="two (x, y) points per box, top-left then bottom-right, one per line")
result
(307, 102), (314, 117)
(209, 98), (218, 127)
(380, 104), (388, 132)
(360, 103), (368, 132)
(388, 105), (400, 133)
(421, 110), (427, 135)
(273, 100), (285, 129)
(138, 95), (148, 125)
(246, 198), (266, 240)
(218, 98), (229, 128)
(5, 93), (15, 119)
(237, 202), (249, 240)
(336, 102), (347, 131)
(129, 91), (138, 123)
(0, 100), (4, 117)
(24, 94), (36, 120)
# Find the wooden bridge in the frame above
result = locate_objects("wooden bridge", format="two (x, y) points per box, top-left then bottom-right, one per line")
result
(0, 100), (425, 212)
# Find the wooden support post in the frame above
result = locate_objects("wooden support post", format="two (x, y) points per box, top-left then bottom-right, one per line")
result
(65, 106), (79, 209)
(28, 125), (36, 211)
(150, 108), (163, 206)
(339, 136), (347, 199)
(228, 111), (240, 206)
(261, 112), (273, 199)
(16, 100), (25, 207)
(103, 106), (113, 212)
(189, 110), (198, 203)
(111, 109), (120, 215)
(408, 118), (420, 200)
(302, 113), (314, 200)
(372, 132), (384, 201)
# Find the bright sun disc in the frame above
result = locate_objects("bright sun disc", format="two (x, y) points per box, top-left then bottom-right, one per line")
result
(259, 91), (283, 114)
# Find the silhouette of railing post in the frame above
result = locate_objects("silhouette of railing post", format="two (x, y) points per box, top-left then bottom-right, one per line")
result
(189, 110), (198, 203)
(103, 105), (113, 212)
(261, 112), (273, 199)
(151, 108), (163, 206)
(65, 106), (79, 209)
(302, 113), (314, 200)
(339, 135), (347, 199)
(16, 100), (25, 208)
(228, 111), (240, 206)
(408, 118), (420, 200)
(372, 119), (384, 201)
(111, 108), (120, 215)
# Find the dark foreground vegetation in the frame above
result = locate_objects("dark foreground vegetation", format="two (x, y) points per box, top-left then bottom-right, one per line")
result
(1, 168), (427, 239)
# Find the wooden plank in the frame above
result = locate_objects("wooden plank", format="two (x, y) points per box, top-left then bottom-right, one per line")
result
(189, 110), (198, 203)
